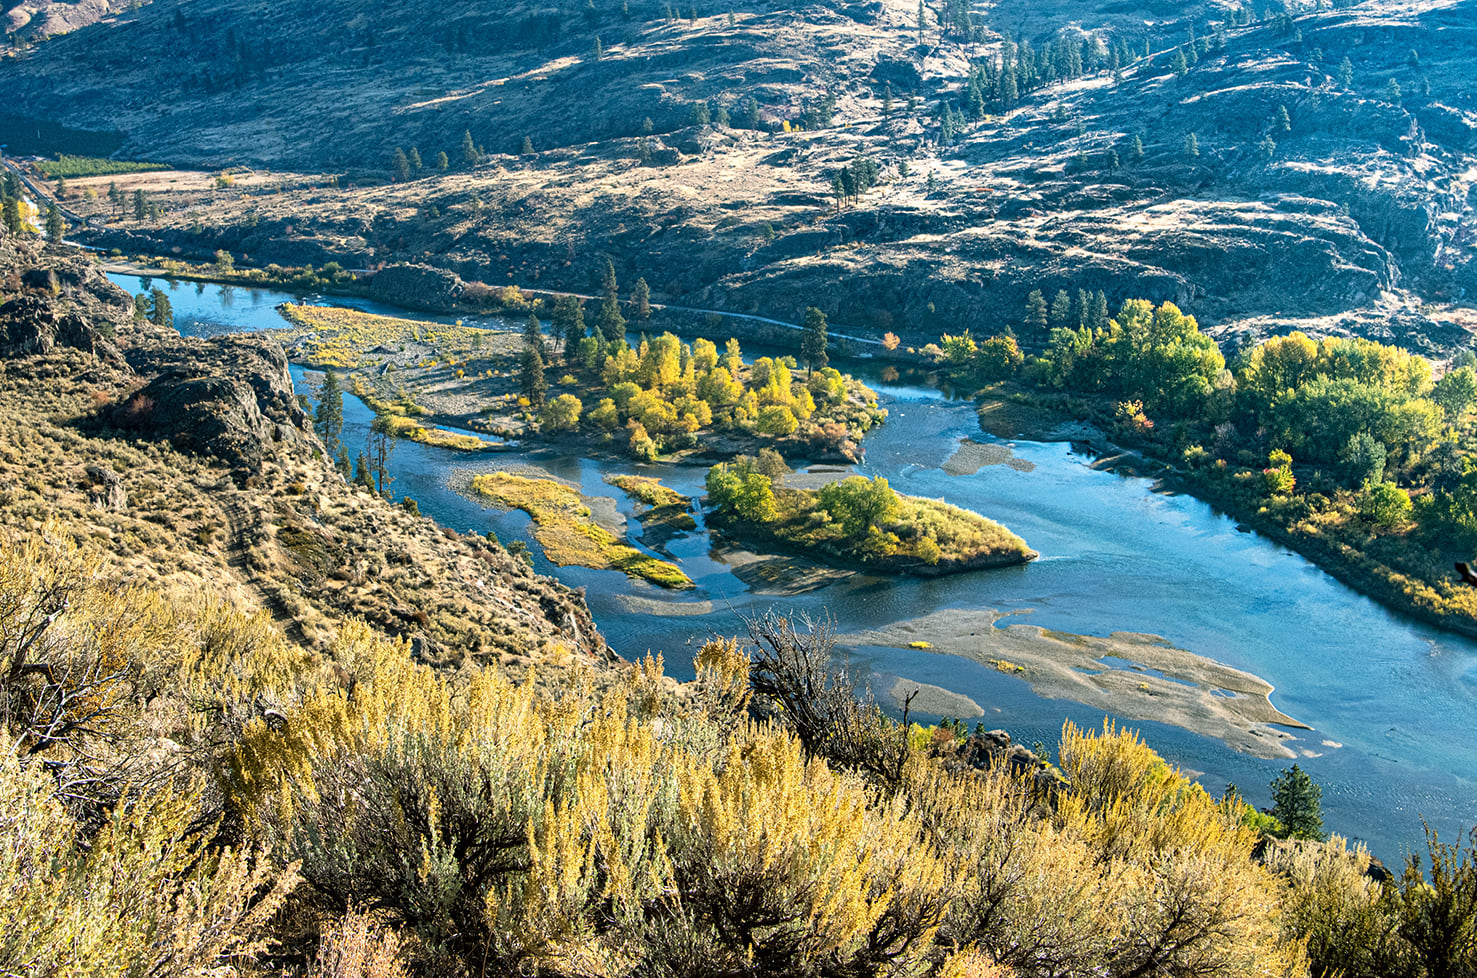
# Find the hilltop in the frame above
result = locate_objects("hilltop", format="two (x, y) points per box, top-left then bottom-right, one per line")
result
(3, 0), (1474, 353)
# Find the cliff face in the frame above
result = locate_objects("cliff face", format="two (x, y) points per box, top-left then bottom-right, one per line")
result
(2, 0), (1473, 352)
(0, 235), (607, 671)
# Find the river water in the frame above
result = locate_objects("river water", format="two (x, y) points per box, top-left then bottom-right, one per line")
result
(111, 272), (1477, 861)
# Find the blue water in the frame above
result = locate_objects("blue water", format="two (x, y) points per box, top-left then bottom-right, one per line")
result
(111, 272), (1477, 862)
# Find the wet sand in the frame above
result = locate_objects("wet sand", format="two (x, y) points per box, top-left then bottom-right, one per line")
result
(841, 608), (1309, 759)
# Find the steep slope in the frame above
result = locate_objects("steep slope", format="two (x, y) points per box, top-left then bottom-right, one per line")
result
(0, 235), (605, 673)
(3, 0), (1474, 351)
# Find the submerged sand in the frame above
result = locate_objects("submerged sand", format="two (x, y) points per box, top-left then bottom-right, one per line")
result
(943, 439), (1037, 476)
(842, 608), (1309, 759)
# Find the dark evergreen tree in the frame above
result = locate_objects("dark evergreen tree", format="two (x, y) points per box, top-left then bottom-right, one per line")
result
(407, 147), (423, 171)
(632, 277), (651, 320)
(148, 287), (173, 327)
(801, 306), (829, 374)
(1337, 56), (1354, 88)
(1024, 289), (1048, 334)
(1050, 289), (1073, 328)
(391, 147), (411, 182)
(436, 151), (450, 171)
(44, 204), (65, 243)
(461, 130), (480, 167)
(521, 135), (535, 155)
(132, 189), (148, 221)
(523, 312), (547, 360)
(520, 346), (548, 409)
(1269, 764), (1325, 840)
(314, 369), (345, 458)
(553, 295), (586, 353)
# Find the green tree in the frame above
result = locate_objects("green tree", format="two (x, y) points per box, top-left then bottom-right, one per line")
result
(1274, 104), (1292, 132)
(1, 197), (21, 236)
(132, 189), (147, 221)
(436, 151), (450, 172)
(1130, 134), (1145, 161)
(391, 147), (411, 182)
(1259, 135), (1277, 161)
(521, 346), (548, 409)
(632, 277), (651, 320)
(408, 147), (423, 171)
(148, 287), (172, 327)
(1364, 482), (1412, 528)
(817, 476), (899, 542)
(1172, 48), (1189, 77)
(1384, 77), (1403, 106)
(1433, 366), (1477, 419)
(553, 295), (586, 353)
(801, 306), (829, 374)
(1337, 56), (1354, 87)
(1269, 764), (1325, 841)
(1184, 132), (1200, 158)
(44, 203), (65, 243)
(214, 249), (234, 273)
(523, 313), (547, 360)
(1050, 289), (1073, 327)
(367, 417), (396, 497)
(706, 462), (777, 523)
(540, 393), (583, 432)
(461, 130), (480, 167)
(521, 135), (535, 155)
(1024, 289), (1048, 335)
(314, 369), (345, 458)
(597, 260), (625, 342)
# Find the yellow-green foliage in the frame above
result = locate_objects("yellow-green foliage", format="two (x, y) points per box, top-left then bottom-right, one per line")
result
(0, 742), (297, 976)
(605, 473), (697, 531)
(470, 472), (693, 589)
(376, 412), (492, 451)
(280, 304), (488, 369)
(229, 639), (949, 975)
(710, 471), (1032, 572)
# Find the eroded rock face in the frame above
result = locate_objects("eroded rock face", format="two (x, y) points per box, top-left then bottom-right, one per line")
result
(114, 336), (312, 474)
(0, 239), (136, 360)
(368, 264), (465, 311)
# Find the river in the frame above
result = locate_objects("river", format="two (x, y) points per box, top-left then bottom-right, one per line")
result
(111, 271), (1477, 862)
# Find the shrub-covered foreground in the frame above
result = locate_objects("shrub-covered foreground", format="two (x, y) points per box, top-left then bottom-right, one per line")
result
(4, 525), (1476, 977)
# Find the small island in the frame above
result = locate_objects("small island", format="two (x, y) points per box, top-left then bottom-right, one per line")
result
(468, 472), (693, 589)
(704, 454), (1036, 576)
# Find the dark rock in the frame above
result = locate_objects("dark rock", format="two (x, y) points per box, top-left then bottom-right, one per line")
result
(368, 263), (465, 311)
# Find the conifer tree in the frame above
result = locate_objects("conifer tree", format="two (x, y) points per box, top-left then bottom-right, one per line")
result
(553, 295), (586, 353)
(1269, 764), (1325, 840)
(2, 170), (20, 199)
(1184, 131), (1200, 158)
(523, 312), (547, 360)
(1, 198), (21, 236)
(391, 147), (411, 182)
(1384, 77), (1402, 106)
(133, 189), (148, 221)
(520, 346), (548, 409)
(521, 135), (535, 155)
(632, 277), (651, 320)
(1130, 134), (1145, 161)
(408, 147), (423, 171)
(44, 204), (66, 243)
(314, 369), (345, 457)
(148, 287), (172, 327)
(801, 306), (829, 374)
(1337, 56), (1354, 88)
(461, 129), (480, 167)
(1274, 104), (1292, 132)
(1025, 289), (1048, 334)
(1172, 48), (1189, 77)
(436, 151), (450, 171)
(1050, 289), (1072, 327)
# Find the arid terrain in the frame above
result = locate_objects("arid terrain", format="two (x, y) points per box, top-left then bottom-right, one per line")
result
(3, 0), (1473, 352)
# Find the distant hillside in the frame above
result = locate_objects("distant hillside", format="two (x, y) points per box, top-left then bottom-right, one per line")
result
(3, 0), (1474, 351)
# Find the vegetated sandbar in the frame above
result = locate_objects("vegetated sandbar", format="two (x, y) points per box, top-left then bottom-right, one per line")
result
(841, 608), (1308, 760)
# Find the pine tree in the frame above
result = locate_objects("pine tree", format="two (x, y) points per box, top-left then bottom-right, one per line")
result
(882, 81), (894, 116)
(54, 175), (67, 198)
(1259, 135), (1277, 160)
(436, 151), (449, 171)
(1090, 290), (1109, 328)
(597, 294), (626, 343)
(523, 312), (547, 360)
(1384, 77), (1402, 106)
(408, 147), (423, 171)
(461, 129), (480, 167)
(44, 203), (65, 243)
(1130, 134), (1145, 162)
(1274, 104), (1292, 132)
(553, 295), (586, 353)
(133, 189), (147, 221)
(314, 369), (345, 457)
(521, 135), (535, 155)
(632, 277), (651, 320)
(353, 452), (375, 490)
(801, 306), (829, 374)
(391, 147), (411, 182)
(3, 170), (20, 199)
(1024, 289), (1048, 334)
(1, 198), (21, 236)
(1269, 764), (1325, 840)
(1337, 56), (1354, 88)
(1184, 131), (1200, 158)
(1050, 289), (1072, 327)
(148, 287), (172, 327)
(1172, 48), (1189, 77)
(520, 346), (548, 409)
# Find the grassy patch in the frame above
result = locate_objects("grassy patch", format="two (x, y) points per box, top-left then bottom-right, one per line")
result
(280, 305), (488, 370)
(470, 473), (693, 589)
(606, 474), (697, 531)
(378, 413), (492, 452)
(37, 156), (168, 178)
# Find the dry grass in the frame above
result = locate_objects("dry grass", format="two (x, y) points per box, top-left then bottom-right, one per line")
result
(470, 473), (693, 589)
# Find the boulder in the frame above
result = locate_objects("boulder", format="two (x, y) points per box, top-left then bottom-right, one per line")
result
(368, 263), (465, 311)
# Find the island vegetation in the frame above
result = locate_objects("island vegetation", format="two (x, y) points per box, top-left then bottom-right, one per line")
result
(705, 452), (1034, 575)
(468, 471), (692, 589)
(272, 301), (883, 464)
(605, 473), (697, 532)
(931, 294), (1477, 634)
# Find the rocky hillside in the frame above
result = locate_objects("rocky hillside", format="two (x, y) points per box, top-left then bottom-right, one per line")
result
(3, 0), (1475, 351)
(3, 0), (137, 45)
(0, 233), (606, 674)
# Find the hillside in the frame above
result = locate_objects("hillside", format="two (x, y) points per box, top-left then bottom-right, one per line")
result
(0, 235), (605, 675)
(3, 0), (1474, 352)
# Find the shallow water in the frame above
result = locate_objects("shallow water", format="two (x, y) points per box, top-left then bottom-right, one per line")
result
(111, 272), (1477, 861)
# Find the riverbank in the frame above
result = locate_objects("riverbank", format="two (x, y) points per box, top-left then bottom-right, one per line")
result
(972, 387), (1477, 643)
